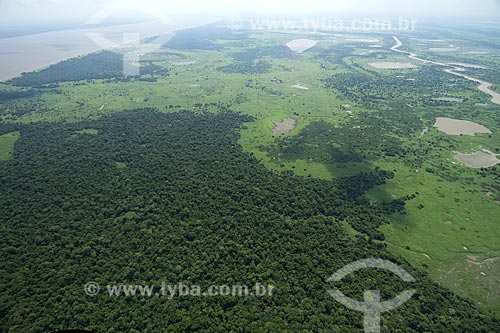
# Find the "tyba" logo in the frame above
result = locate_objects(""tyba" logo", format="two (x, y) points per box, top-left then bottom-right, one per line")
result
(327, 258), (416, 333)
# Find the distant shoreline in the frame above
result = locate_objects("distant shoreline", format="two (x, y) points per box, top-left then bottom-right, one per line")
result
(0, 18), (216, 82)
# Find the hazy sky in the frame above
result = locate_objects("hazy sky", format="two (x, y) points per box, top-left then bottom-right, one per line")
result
(1, 0), (499, 24)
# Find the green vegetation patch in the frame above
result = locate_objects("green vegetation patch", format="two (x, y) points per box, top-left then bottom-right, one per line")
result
(3, 22), (500, 324)
(1, 110), (498, 331)
(115, 161), (127, 169)
(165, 25), (249, 50)
(76, 129), (99, 135)
(0, 84), (38, 102)
(7, 51), (125, 87)
(323, 66), (476, 109)
(6, 50), (171, 88)
(0, 131), (20, 161)
(264, 119), (407, 165)
(231, 45), (295, 61)
(217, 60), (272, 74)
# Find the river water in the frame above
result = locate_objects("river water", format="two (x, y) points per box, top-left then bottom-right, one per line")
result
(0, 18), (213, 82)
(391, 36), (500, 106)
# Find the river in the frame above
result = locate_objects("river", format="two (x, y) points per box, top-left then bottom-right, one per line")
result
(0, 18), (215, 82)
(391, 36), (500, 106)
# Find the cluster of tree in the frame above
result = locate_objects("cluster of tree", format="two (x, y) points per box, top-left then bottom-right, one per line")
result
(191, 101), (233, 113)
(217, 60), (272, 74)
(0, 122), (21, 136)
(6, 52), (170, 87)
(323, 67), (475, 109)
(231, 45), (295, 62)
(478, 165), (500, 201)
(139, 61), (170, 77)
(0, 86), (38, 102)
(0, 87), (56, 119)
(245, 79), (281, 96)
(265, 119), (408, 165)
(314, 44), (356, 65)
(465, 68), (500, 88)
(7, 51), (125, 87)
(0, 110), (498, 332)
(165, 25), (248, 51)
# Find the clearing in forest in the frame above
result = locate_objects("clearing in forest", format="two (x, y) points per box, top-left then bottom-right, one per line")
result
(272, 117), (298, 135)
(434, 117), (491, 136)
(455, 151), (500, 168)
(0, 131), (20, 161)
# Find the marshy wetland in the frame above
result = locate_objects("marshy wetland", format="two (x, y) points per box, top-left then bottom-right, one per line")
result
(434, 117), (492, 136)
(455, 150), (500, 168)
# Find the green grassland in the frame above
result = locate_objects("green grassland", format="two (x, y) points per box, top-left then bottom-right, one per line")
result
(1, 22), (500, 317)
(0, 131), (20, 161)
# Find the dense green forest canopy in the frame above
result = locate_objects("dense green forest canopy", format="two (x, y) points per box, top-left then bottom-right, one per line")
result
(0, 110), (498, 332)
(7, 51), (125, 87)
(6, 51), (169, 87)
(164, 25), (249, 51)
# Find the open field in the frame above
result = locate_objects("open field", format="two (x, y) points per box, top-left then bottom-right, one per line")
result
(272, 117), (298, 135)
(455, 150), (500, 168)
(434, 117), (492, 136)
(0, 131), (20, 161)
